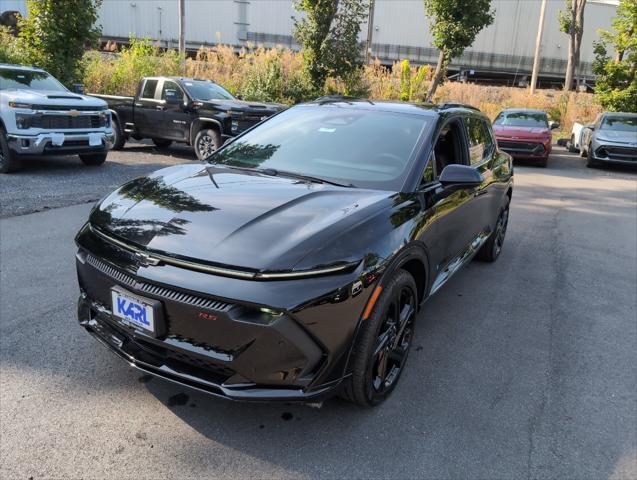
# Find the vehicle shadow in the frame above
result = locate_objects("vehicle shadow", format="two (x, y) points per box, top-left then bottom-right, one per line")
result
(120, 140), (198, 162)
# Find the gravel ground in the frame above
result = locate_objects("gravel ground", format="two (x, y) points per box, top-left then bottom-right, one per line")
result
(0, 141), (197, 218)
(1, 147), (636, 479)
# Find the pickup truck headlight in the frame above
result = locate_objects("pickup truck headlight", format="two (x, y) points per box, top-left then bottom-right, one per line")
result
(8, 101), (33, 109)
(15, 113), (34, 129)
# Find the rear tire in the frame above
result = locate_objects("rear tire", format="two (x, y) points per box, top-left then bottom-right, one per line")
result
(111, 116), (126, 150)
(152, 138), (173, 148)
(477, 196), (510, 263)
(340, 269), (418, 407)
(567, 135), (578, 153)
(79, 152), (107, 166)
(194, 128), (221, 161)
(0, 129), (21, 173)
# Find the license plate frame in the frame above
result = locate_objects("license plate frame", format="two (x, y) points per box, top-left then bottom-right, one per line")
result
(110, 286), (164, 337)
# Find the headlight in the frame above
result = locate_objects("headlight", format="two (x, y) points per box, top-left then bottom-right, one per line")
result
(8, 101), (33, 109)
(15, 113), (34, 129)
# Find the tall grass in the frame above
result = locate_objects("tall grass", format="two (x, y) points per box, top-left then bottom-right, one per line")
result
(81, 40), (602, 133)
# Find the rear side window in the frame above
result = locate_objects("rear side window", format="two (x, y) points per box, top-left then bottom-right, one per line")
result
(465, 117), (494, 165)
(141, 79), (158, 99)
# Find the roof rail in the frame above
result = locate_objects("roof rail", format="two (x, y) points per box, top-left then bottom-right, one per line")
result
(314, 95), (359, 103)
(438, 102), (480, 111)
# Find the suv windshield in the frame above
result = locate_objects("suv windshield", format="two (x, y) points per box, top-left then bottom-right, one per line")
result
(600, 116), (637, 132)
(210, 105), (431, 191)
(494, 111), (548, 128)
(182, 80), (235, 101)
(0, 69), (67, 91)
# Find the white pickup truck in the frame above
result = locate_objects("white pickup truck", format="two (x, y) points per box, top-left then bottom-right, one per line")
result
(0, 63), (113, 173)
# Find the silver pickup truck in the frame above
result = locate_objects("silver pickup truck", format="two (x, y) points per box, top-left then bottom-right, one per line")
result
(0, 64), (113, 173)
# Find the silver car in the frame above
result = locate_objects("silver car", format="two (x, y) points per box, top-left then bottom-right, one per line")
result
(581, 112), (637, 168)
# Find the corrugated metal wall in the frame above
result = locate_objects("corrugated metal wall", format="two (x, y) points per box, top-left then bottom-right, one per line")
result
(4, 0), (618, 77)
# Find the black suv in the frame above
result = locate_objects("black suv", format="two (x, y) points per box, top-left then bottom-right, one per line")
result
(91, 77), (283, 159)
(76, 100), (513, 407)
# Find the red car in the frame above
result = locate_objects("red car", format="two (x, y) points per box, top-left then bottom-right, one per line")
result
(493, 109), (558, 167)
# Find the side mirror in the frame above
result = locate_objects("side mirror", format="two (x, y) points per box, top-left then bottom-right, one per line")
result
(550, 121), (560, 130)
(73, 83), (85, 94)
(439, 164), (483, 189)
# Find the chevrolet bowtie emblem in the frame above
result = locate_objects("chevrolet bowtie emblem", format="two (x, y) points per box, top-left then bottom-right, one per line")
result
(68, 110), (81, 117)
(134, 252), (161, 267)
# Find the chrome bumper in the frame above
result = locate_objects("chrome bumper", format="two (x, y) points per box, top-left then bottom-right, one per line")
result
(7, 131), (114, 155)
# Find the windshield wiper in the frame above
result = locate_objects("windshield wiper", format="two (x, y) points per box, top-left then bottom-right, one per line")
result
(263, 169), (355, 188)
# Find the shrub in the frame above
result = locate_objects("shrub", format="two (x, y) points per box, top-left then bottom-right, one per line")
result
(0, 27), (27, 65)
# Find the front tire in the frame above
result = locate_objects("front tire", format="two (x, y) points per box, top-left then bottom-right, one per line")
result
(79, 152), (107, 166)
(537, 156), (548, 168)
(194, 128), (221, 161)
(586, 147), (599, 168)
(341, 269), (418, 407)
(477, 196), (510, 262)
(0, 129), (21, 173)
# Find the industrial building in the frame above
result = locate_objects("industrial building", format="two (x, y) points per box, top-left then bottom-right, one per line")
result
(3, 0), (620, 87)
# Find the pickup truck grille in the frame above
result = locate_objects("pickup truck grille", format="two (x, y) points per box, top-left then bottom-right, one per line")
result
(30, 114), (106, 130)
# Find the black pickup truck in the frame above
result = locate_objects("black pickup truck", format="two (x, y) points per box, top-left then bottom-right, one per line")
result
(90, 77), (283, 160)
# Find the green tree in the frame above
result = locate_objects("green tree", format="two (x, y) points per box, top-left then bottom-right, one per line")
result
(19, 0), (102, 86)
(559, 0), (587, 91)
(423, 0), (495, 101)
(293, 0), (368, 92)
(592, 0), (637, 112)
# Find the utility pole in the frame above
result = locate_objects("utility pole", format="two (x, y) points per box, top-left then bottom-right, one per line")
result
(178, 0), (186, 56)
(530, 0), (547, 94)
(365, 0), (375, 65)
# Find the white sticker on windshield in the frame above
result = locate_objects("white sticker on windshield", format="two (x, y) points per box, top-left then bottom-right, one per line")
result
(185, 82), (193, 86)
(318, 127), (336, 133)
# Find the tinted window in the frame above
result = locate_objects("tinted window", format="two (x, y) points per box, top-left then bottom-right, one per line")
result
(211, 105), (431, 191)
(182, 80), (235, 100)
(141, 79), (158, 99)
(465, 117), (493, 165)
(0, 69), (67, 92)
(161, 80), (184, 100)
(494, 111), (548, 128)
(600, 116), (637, 132)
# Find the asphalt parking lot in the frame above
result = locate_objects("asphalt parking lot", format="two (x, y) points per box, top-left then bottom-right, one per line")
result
(1, 145), (636, 479)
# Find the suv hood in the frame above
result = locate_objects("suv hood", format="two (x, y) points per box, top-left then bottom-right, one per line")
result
(90, 164), (392, 272)
(1, 89), (107, 108)
(493, 125), (550, 138)
(595, 130), (637, 144)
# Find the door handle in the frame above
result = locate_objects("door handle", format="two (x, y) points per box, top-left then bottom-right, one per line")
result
(474, 189), (488, 197)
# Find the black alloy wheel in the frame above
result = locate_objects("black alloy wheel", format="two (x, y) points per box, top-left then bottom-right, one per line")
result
(341, 269), (417, 407)
(0, 129), (21, 173)
(194, 128), (221, 161)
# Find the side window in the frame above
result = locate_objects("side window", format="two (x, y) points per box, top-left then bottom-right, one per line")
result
(161, 80), (184, 101)
(464, 117), (493, 165)
(141, 79), (158, 99)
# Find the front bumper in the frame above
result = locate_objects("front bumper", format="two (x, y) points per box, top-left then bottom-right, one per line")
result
(496, 138), (551, 158)
(75, 225), (373, 402)
(7, 131), (114, 156)
(591, 141), (637, 166)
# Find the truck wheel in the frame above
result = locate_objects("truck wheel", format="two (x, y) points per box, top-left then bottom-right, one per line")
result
(79, 152), (108, 166)
(111, 116), (126, 150)
(0, 130), (22, 173)
(194, 128), (221, 161)
(152, 138), (172, 148)
(567, 135), (577, 153)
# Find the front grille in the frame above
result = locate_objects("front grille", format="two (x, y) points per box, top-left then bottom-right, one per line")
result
(30, 114), (105, 129)
(32, 104), (105, 111)
(597, 145), (637, 162)
(498, 140), (545, 153)
(236, 115), (267, 132)
(86, 254), (232, 312)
